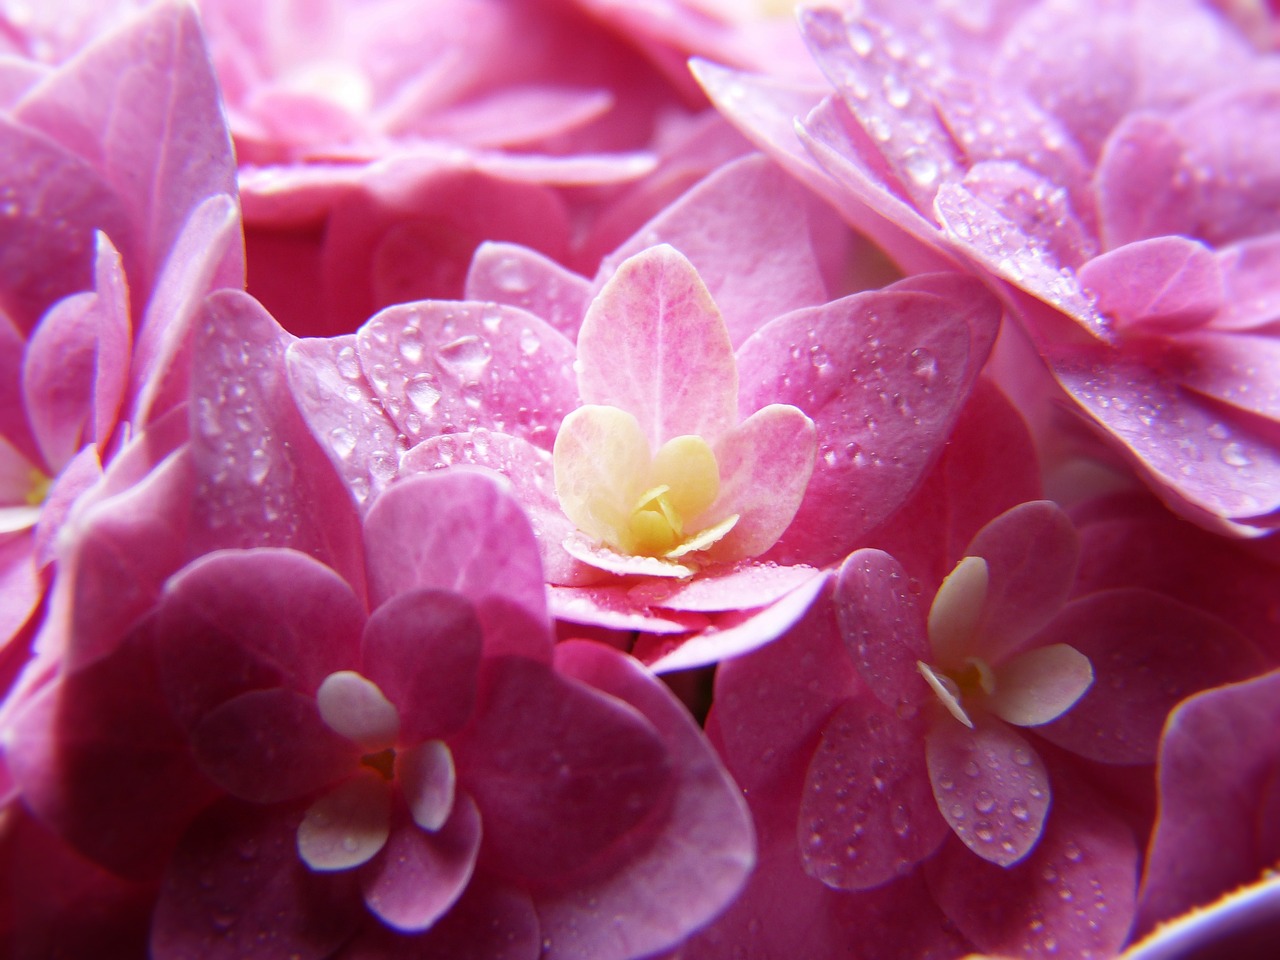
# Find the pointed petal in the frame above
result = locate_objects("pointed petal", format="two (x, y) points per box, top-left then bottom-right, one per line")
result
(987, 644), (1093, 727)
(834, 549), (931, 713)
(298, 773), (393, 872)
(1078, 236), (1222, 335)
(359, 794), (481, 933)
(926, 718), (1051, 867)
(356, 300), (577, 451)
(702, 403), (816, 563)
(800, 695), (948, 891)
(577, 245), (737, 448)
(89, 233), (131, 452)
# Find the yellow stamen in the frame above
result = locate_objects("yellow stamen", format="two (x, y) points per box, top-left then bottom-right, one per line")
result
(25, 469), (51, 507)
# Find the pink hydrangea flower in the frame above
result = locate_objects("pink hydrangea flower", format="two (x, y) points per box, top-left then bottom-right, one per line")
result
(0, 0), (240, 671)
(287, 155), (1000, 668)
(696, 0), (1280, 534)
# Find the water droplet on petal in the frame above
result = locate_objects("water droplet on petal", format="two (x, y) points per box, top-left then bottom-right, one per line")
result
(406, 374), (442, 414)
(436, 335), (492, 378)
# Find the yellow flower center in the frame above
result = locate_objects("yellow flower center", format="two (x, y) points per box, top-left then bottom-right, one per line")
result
(25, 469), (51, 507)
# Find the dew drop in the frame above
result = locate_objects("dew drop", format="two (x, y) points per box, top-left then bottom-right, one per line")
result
(399, 336), (424, 363)
(963, 760), (981, 778)
(902, 149), (940, 187)
(329, 427), (357, 460)
(974, 790), (995, 814)
(1010, 799), (1030, 822)
(519, 328), (541, 356)
(974, 821), (994, 842)
(1064, 841), (1083, 862)
(436, 335), (492, 378)
(406, 374), (442, 414)
(494, 256), (530, 293)
(247, 449), (270, 486)
(1220, 442), (1252, 467)
(909, 348), (938, 382)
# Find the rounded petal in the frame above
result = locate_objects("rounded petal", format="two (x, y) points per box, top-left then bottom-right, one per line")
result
(297, 774), (393, 872)
(987, 644), (1094, 728)
(552, 405), (651, 547)
(927, 555), (988, 671)
(400, 740), (458, 833)
(315, 671), (400, 752)
(926, 718), (1051, 867)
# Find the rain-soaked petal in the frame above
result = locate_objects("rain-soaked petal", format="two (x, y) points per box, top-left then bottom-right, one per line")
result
(986, 643), (1094, 728)
(297, 773), (393, 872)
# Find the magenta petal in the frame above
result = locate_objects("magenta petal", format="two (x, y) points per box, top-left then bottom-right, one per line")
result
(156, 549), (365, 729)
(361, 589), (482, 741)
(1035, 588), (1264, 765)
(538, 640), (755, 960)
(834, 548), (932, 713)
(191, 688), (357, 804)
(965, 500), (1079, 663)
(363, 470), (553, 661)
(1138, 669), (1280, 934)
(576, 244), (737, 448)
(356, 300), (577, 451)
(452, 655), (672, 885)
(359, 793), (481, 933)
(464, 241), (593, 341)
(151, 800), (361, 960)
(742, 275), (999, 566)
(799, 695), (948, 891)
(925, 718), (1051, 867)
(926, 750), (1138, 959)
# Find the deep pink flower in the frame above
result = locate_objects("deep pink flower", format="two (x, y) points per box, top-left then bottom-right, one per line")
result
(287, 155), (1000, 669)
(697, 0), (1280, 534)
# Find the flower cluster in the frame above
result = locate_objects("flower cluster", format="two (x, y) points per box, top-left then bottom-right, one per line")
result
(1, 2), (1279, 959)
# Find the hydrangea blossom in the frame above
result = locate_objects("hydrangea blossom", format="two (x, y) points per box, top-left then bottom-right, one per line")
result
(696, 0), (1280, 534)
(287, 155), (1001, 668)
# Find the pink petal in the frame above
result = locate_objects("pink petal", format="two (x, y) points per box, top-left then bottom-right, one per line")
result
(399, 740), (457, 833)
(89, 232), (131, 453)
(702, 403), (816, 563)
(187, 290), (366, 586)
(30, 444), (101, 572)
(638, 560), (823, 614)
(356, 300), (577, 451)
(360, 588), (482, 742)
(284, 335), (403, 510)
(1129, 875), (1280, 960)
(926, 749), (1138, 959)
(1035, 588), (1265, 764)
(399, 429), (588, 587)
(464, 241), (593, 341)
(925, 717), (1051, 867)
(799, 695), (949, 891)
(1096, 114), (1197, 249)
(156, 549), (366, 730)
(834, 548), (932, 713)
(1137, 669), (1280, 935)
(451, 655), (673, 885)
(315, 672), (400, 752)
(15, 0), (238, 299)
(741, 275), (999, 566)
(1078, 236), (1223, 334)
(191, 688), (358, 804)
(363, 470), (553, 661)
(576, 244), (737, 449)
(359, 793), (481, 933)
(987, 644), (1094, 727)
(548, 584), (708, 636)
(965, 500), (1080, 664)
(297, 773), (392, 872)
(0, 534), (39, 653)
(22, 291), (98, 472)
(151, 800), (362, 960)
(599, 155), (833, 348)
(538, 640), (754, 960)
(646, 570), (830, 673)
(1178, 329), (1280, 423)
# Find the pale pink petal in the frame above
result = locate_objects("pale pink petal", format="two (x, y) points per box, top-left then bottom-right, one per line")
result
(0, 534), (39, 651)
(799, 695), (949, 890)
(1078, 236), (1223, 334)
(399, 430), (589, 587)
(88, 232), (131, 453)
(463, 241), (593, 340)
(637, 560), (823, 614)
(987, 644), (1094, 727)
(927, 749), (1138, 959)
(191, 688), (357, 805)
(561, 532), (696, 578)
(363, 470), (553, 661)
(1213, 234), (1280, 332)
(742, 274), (999, 566)
(576, 244), (737, 448)
(359, 794), (481, 933)
(646, 569), (829, 673)
(926, 717), (1051, 867)
(298, 773), (393, 871)
(0, 312), (39, 463)
(1036, 588), (1266, 765)
(22, 291), (97, 472)
(315, 672), (399, 752)
(31, 443), (101, 570)
(360, 588), (482, 742)
(1138, 669), (1280, 934)
(151, 801), (361, 960)
(399, 740), (457, 833)
(548, 584), (708, 636)
(701, 403), (816, 563)
(834, 548), (932, 713)
(1095, 114), (1197, 250)
(965, 500), (1080, 663)
(284, 335), (403, 510)
(599, 155), (833, 347)
(356, 300), (577, 450)
(538, 640), (754, 960)
(450, 655), (672, 885)
(1179, 329), (1280, 423)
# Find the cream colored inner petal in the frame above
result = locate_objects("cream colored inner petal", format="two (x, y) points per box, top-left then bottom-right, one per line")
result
(297, 773), (392, 872)
(917, 660), (974, 729)
(928, 555), (989, 668)
(316, 670), (401, 752)
(987, 643), (1095, 727)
